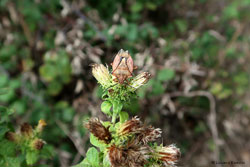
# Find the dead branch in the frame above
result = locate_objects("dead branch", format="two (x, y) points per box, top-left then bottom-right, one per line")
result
(169, 90), (221, 161)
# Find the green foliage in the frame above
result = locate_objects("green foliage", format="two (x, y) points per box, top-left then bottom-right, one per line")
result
(112, 100), (123, 114)
(174, 19), (188, 34)
(101, 101), (112, 116)
(39, 50), (71, 95)
(90, 134), (106, 151)
(54, 101), (74, 122)
(26, 151), (39, 165)
(119, 112), (129, 123)
(191, 32), (220, 66)
(0, 139), (16, 157)
(0, 0), (249, 166)
(0, 86), (51, 166)
(85, 147), (100, 166)
(74, 147), (100, 167)
(145, 68), (176, 96)
(194, 121), (207, 134)
(157, 69), (175, 82)
(102, 154), (111, 167)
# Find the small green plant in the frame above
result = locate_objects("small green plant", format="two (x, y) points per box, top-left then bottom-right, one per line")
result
(39, 50), (72, 96)
(0, 85), (50, 166)
(76, 50), (180, 167)
(0, 107), (49, 166)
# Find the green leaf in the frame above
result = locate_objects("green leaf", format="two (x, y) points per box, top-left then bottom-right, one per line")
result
(127, 24), (138, 41)
(0, 45), (17, 60)
(131, 2), (143, 13)
(157, 69), (175, 81)
(47, 80), (62, 95)
(113, 101), (123, 114)
(194, 121), (207, 134)
(40, 145), (55, 159)
(0, 125), (9, 138)
(90, 134), (106, 150)
(0, 139), (16, 156)
(151, 81), (165, 95)
(85, 147), (100, 167)
(72, 158), (91, 167)
(103, 153), (111, 167)
(26, 151), (39, 165)
(0, 107), (15, 123)
(39, 64), (58, 82)
(145, 2), (157, 10)
(174, 19), (188, 33)
(101, 101), (112, 116)
(210, 82), (232, 99)
(119, 112), (129, 123)
(2, 157), (22, 167)
(0, 75), (8, 87)
(11, 100), (26, 115)
(210, 82), (223, 95)
(0, 88), (9, 95)
(0, 0), (9, 7)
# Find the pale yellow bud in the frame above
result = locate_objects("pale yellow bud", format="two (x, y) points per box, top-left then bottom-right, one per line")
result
(130, 72), (151, 90)
(91, 64), (112, 88)
(37, 119), (47, 133)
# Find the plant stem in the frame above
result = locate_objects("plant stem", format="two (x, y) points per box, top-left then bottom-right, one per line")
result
(112, 112), (117, 123)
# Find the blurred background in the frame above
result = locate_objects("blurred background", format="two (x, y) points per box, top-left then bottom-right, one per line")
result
(0, 0), (250, 166)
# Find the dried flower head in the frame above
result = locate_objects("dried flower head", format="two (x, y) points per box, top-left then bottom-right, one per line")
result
(125, 139), (151, 166)
(32, 138), (45, 150)
(126, 148), (147, 167)
(118, 116), (142, 136)
(108, 142), (150, 167)
(21, 122), (33, 137)
(5, 132), (18, 142)
(85, 118), (112, 143)
(130, 72), (151, 90)
(91, 64), (112, 88)
(139, 126), (162, 144)
(108, 145), (125, 167)
(153, 144), (181, 167)
(36, 119), (47, 133)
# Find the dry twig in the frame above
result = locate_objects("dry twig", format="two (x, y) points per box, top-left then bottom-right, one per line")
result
(170, 90), (221, 161)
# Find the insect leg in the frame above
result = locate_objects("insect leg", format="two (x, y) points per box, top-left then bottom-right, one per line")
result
(104, 83), (118, 92)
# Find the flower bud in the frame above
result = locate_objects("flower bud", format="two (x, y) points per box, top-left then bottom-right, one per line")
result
(32, 138), (45, 150)
(91, 64), (112, 88)
(153, 144), (181, 166)
(130, 72), (151, 90)
(5, 132), (18, 142)
(84, 118), (112, 143)
(21, 123), (33, 137)
(36, 119), (47, 133)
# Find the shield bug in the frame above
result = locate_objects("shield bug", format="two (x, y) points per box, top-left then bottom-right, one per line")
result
(111, 49), (137, 84)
